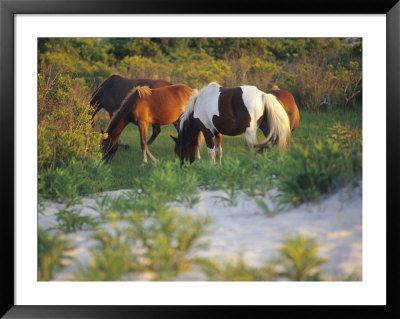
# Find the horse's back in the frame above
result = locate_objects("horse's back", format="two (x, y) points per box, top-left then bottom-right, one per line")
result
(268, 89), (300, 131)
(150, 79), (173, 88)
(152, 84), (194, 101)
(135, 84), (194, 125)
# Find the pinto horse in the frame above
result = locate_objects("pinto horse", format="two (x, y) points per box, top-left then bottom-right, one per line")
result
(174, 82), (292, 165)
(102, 84), (195, 166)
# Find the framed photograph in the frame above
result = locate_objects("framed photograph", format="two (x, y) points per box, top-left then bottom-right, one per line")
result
(1, 0), (399, 317)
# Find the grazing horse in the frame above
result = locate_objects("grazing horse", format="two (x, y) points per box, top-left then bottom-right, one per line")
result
(90, 74), (173, 149)
(90, 74), (172, 119)
(174, 82), (292, 165)
(102, 84), (195, 166)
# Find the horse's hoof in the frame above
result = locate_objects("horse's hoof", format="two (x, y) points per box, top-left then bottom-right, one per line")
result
(124, 145), (130, 150)
(140, 162), (147, 167)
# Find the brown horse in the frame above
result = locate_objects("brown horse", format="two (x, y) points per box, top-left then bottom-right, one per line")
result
(90, 74), (172, 119)
(91, 74), (173, 149)
(102, 84), (195, 166)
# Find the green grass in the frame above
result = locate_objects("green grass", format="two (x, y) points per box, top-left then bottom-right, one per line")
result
(105, 108), (361, 191)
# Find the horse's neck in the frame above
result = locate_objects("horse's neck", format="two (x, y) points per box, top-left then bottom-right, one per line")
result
(108, 118), (128, 140)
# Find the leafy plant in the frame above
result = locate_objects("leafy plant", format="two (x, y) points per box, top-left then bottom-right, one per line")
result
(38, 158), (112, 204)
(38, 70), (106, 170)
(195, 256), (275, 281)
(277, 138), (361, 205)
(277, 235), (327, 281)
(88, 194), (112, 219)
(55, 209), (100, 233)
(127, 209), (212, 280)
(38, 229), (75, 281)
(76, 228), (133, 281)
(255, 199), (274, 217)
(214, 185), (240, 207)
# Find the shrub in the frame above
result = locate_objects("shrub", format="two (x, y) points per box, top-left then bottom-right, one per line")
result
(55, 209), (100, 233)
(195, 256), (275, 281)
(38, 70), (106, 170)
(75, 229), (133, 281)
(171, 57), (231, 88)
(277, 235), (327, 281)
(277, 137), (361, 205)
(127, 208), (212, 280)
(134, 161), (199, 208)
(38, 158), (112, 204)
(118, 55), (172, 81)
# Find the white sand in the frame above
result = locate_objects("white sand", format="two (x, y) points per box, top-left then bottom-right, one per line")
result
(38, 182), (362, 281)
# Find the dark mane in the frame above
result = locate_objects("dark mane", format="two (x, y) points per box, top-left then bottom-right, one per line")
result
(175, 110), (201, 164)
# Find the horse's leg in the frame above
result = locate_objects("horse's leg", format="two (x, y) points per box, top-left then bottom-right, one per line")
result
(138, 121), (157, 165)
(202, 130), (215, 164)
(172, 119), (180, 132)
(138, 121), (149, 166)
(146, 124), (161, 146)
(195, 132), (202, 161)
(215, 133), (223, 164)
(257, 119), (271, 153)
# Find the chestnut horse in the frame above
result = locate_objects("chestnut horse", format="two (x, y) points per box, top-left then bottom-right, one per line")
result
(174, 82), (292, 165)
(91, 74), (173, 149)
(102, 84), (195, 166)
(90, 74), (172, 119)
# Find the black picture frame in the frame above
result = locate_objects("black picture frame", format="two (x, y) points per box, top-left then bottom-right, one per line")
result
(1, 0), (399, 318)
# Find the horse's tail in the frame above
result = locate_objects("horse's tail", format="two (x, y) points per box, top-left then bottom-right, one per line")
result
(89, 82), (105, 120)
(90, 75), (120, 120)
(259, 93), (291, 149)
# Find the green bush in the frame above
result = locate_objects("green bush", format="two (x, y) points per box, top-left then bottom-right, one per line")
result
(38, 70), (106, 170)
(55, 209), (100, 233)
(38, 158), (112, 204)
(276, 135), (361, 205)
(75, 229), (133, 281)
(277, 235), (327, 281)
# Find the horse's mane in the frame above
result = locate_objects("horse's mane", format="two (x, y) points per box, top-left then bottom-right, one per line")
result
(179, 89), (199, 130)
(106, 86), (151, 133)
(118, 85), (151, 111)
(179, 82), (220, 130)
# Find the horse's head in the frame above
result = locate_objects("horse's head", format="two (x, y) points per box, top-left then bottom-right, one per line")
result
(101, 132), (118, 163)
(172, 129), (197, 166)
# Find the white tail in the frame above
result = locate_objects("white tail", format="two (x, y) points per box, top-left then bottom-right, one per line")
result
(260, 93), (291, 149)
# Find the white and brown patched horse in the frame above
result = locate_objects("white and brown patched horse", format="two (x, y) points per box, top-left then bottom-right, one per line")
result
(173, 82), (295, 165)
